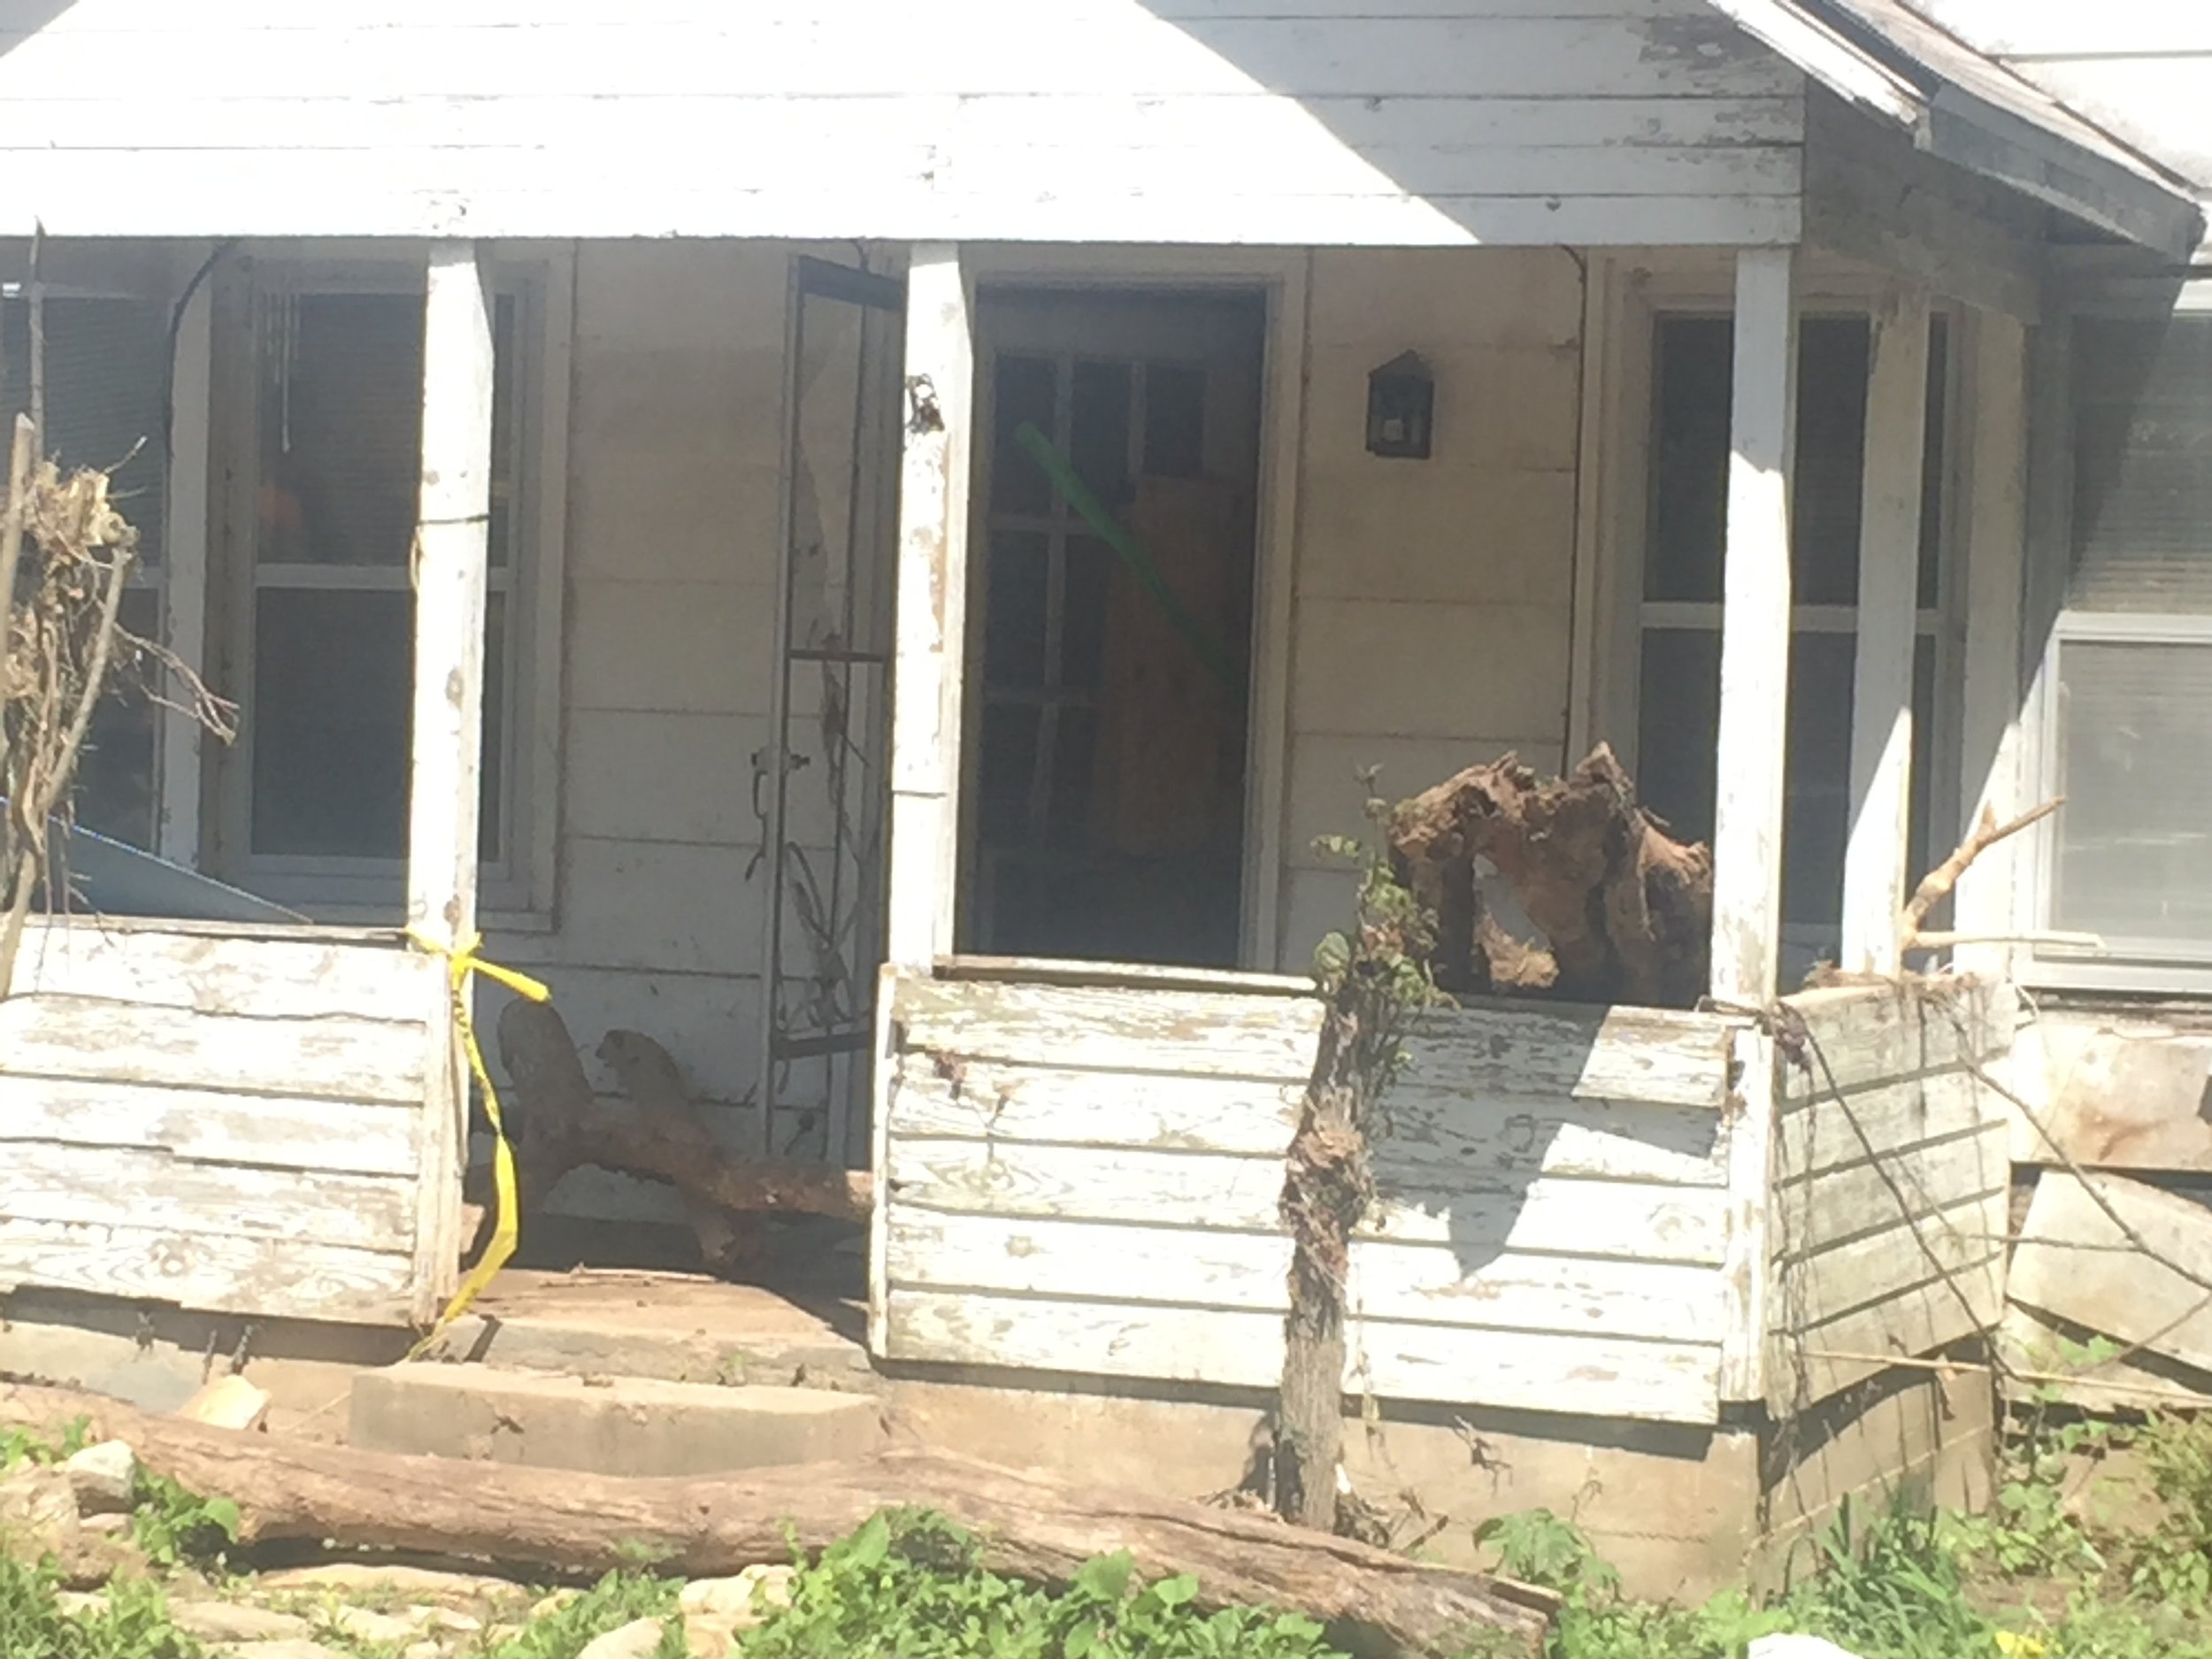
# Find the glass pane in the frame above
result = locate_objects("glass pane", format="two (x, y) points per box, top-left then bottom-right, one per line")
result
(251, 588), (412, 857)
(258, 294), (424, 568)
(990, 355), (1057, 516)
(73, 587), (162, 849)
(1143, 362), (1206, 479)
(788, 292), (866, 651)
(1780, 633), (1854, 933)
(488, 294), (518, 571)
(1792, 319), (1870, 606)
(2070, 316), (2212, 611)
(1646, 318), (1732, 604)
(1918, 318), (1948, 611)
(976, 703), (1039, 848)
(0, 296), (170, 563)
(1062, 535), (1113, 694)
(983, 530), (1048, 690)
(1070, 359), (1133, 510)
(1051, 704), (1099, 836)
(480, 591), (507, 862)
(2053, 639), (2212, 948)
(1634, 628), (1720, 843)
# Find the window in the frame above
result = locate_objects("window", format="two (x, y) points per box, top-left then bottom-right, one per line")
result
(1632, 311), (1951, 974)
(217, 260), (560, 918)
(0, 290), (171, 850)
(2033, 310), (2212, 973)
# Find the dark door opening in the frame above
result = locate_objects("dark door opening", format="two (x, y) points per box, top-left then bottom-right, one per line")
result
(963, 288), (1266, 968)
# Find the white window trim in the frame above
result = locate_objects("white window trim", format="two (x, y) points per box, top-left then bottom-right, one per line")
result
(1586, 260), (1967, 967)
(2021, 274), (2212, 995)
(207, 243), (571, 929)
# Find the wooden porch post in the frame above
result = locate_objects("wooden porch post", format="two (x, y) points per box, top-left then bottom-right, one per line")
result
(404, 242), (495, 1319)
(1709, 249), (1797, 1005)
(1839, 290), (1931, 973)
(885, 245), (974, 969)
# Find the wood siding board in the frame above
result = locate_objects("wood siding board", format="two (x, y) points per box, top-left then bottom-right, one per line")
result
(1776, 1071), (2001, 1185)
(0, 1217), (412, 1325)
(2009, 1173), (2212, 1379)
(883, 1290), (1722, 1424)
(14, 921), (440, 1018)
(1771, 1125), (2008, 1256)
(1773, 1193), (2008, 1331)
(0, 1080), (419, 1178)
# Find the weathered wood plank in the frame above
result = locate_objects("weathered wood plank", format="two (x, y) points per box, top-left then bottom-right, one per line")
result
(885, 1289), (1721, 1424)
(886, 1138), (1731, 1263)
(2009, 1172), (2212, 1379)
(886, 1210), (1726, 1343)
(894, 975), (1740, 1105)
(1773, 1195), (2007, 1331)
(0, 1079), (419, 1178)
(1776, 979), (2014, 1104)
(1776, 1069), (1997, 1184)
(1997, 1302), (2212, 1413)
(1773, 1245), (2004, 1412)
(890, 1055), (1728, 1183)
(0, 997), (428, 1104)
(2009, 1025), (2212, 1173)
(12, 920), (438, 1020)
(0, 1217), (411, 1325)
(1770, 1126), (2008, 1256)
(3, 1143), (415, 1252)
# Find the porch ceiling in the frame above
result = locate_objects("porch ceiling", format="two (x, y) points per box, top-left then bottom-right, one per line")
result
(1709, 0), (2206, 259)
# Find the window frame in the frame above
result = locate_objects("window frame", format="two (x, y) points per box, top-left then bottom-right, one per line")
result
(208, 244), (571, 927)
(2021, 273), (2212, 994)
(1591, 257), (1967, 977)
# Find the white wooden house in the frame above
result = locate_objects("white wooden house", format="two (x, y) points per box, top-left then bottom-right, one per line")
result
(1, 0), (2208, 1583)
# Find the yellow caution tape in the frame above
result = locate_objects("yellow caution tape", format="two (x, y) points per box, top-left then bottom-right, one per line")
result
(404, 928), (553, 1356)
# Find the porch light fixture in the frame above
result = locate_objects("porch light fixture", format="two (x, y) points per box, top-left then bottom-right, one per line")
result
(1365, 350), (1433, 459)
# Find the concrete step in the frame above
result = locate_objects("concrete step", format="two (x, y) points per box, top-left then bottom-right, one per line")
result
(349, 1363), (885, 1477)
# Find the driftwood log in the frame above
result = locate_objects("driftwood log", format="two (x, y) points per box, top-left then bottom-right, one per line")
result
(0, 1384), (1549, 1658)
(1388, 744), (1712, 1009)
(495, 998), (870, 1271)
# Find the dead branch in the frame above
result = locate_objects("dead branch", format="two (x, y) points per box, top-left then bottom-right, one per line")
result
(0, 1382), (1548, 1657)
(1899, 797), (2063, 951)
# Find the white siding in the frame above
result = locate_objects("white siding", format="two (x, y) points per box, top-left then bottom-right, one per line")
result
(0, 1), (1802, 246)
(1764, 977), (2016, 1413)
(875, 968), (1745, 1425)
(1277, 249), (1582, 968)
(0, 919), (448, 1325)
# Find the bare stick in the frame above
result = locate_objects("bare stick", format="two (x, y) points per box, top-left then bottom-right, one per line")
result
(0, 412), (34, 817)
(1899, 797), (2064, 949)
(26, 225), (43, 453)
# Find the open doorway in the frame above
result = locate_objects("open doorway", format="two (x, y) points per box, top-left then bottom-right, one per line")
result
(962, 288), (1266, 967)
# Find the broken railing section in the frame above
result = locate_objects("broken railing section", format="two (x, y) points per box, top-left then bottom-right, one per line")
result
(1386, 743), (1712, 1010)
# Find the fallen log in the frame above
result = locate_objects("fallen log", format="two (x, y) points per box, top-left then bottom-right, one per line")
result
(495, 998), (870, 1271)
(1389, 744), (1710, 1009)
(0, 1383), (1548, 1658)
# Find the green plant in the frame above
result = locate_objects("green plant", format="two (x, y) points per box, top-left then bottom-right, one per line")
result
(741, 1509), (1344, 1659)
(0, 1551), (207, 1659)
(127, 1467), (241, 1571)
(0, 1418), (90, 1472)
(480, 1571), (684, 1659)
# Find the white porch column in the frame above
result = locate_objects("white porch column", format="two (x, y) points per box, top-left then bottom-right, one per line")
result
(885, 245), (975, 969)
(406, 242), (497, 946)
(1839, 290), (1932, 973)
(1709, 249), (1798, 1004)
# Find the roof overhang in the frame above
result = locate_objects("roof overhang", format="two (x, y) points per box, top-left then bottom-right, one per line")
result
(1706, 0), (2206, 262)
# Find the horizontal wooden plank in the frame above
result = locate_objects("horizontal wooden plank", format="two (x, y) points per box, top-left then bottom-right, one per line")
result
(886, 1210), (1725, 1343)
(2009, 1025), (2212, 1173)
(1770, 1125), (2008, 1256)
(935, 956), (1312, 999)
(1772, 1194), (2007, 1333)
(0, 1079), (419, 1179)
(1776, 1069), (1997, 1183)
(1408, 1002), (1740, 1110)
(0, 19), (1798, 100)
(2009, 1172), (2212, 1379)
(0, 1217), (412, 1325)
(894, 975), (1325, 1081)
(0, 996), (427, 1105)
(886, 1138), (1731, 1264)
(3, 1142), (415, 1252)
(890, 1054), (1729, 1184)
(884, 1289), (1721, 1424)
(1776, 978), (2015, 1104)
(13, 919), (438, 1020)
(1772, 1244), (2002, 1415)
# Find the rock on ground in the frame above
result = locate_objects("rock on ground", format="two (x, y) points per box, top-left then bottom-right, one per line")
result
(577, 1617), (676, 1659)
(62, 1440), (137, 1513)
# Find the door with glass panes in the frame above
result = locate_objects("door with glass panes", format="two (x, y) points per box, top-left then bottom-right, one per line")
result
(964, 289), (1265, 968)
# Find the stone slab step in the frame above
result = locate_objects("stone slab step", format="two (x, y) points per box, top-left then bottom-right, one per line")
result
(349, 1363), (883, 1477)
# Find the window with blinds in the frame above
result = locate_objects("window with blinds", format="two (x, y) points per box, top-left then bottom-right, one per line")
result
(2045, 314), (2212, 962)
(1635, 311), (1947, 969)
(0, 293), (172, 850)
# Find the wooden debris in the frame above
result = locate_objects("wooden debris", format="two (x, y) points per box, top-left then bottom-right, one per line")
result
(2008, 1171), (2212, 1380)
(176, 1375), (272, 1432)
(1387, 745), (1710, 1008)
(496, 998), (872, 1275)
(0, 1382), (1548, 1658)
(1898, 797), (2062, 952)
